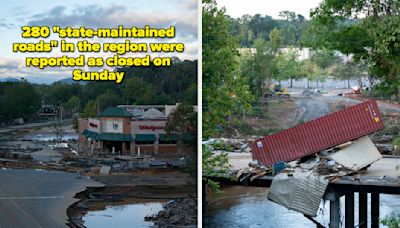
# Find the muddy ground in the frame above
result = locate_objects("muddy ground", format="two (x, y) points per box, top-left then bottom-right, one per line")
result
(0, 121), (197, 227)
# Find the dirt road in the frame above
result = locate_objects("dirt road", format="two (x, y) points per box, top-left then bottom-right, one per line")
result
(291, 95), (399, 127)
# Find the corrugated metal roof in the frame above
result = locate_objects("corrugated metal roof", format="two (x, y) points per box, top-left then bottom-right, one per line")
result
(250, 100), (384, 165)
(329, 136), (382, 171)
(268, 171), (328, 217)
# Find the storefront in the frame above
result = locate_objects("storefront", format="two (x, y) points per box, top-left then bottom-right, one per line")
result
(78, 105), (191, 156)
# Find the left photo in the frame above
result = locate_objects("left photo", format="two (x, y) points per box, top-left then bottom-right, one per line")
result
(0, 0), (198, 227)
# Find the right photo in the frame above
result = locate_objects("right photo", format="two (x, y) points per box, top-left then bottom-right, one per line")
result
(202, 0), (400, 227)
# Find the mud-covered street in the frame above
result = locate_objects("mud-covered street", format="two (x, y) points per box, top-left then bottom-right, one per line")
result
(0, 120), (197, 227)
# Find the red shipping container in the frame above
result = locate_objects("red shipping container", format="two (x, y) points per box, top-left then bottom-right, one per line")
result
(250, 100), (384, 165)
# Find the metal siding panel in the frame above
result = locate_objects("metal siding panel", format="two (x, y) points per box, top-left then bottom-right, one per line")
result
(250, 100), (384, 165)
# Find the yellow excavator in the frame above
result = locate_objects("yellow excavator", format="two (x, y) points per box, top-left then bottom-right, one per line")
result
(264, 84), (290, 98)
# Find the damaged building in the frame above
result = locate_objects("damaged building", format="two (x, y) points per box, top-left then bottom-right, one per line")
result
(78, 104), (193, 155)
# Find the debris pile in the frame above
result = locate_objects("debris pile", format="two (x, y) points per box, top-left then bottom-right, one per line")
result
(244, 100), (390, 217)
(63, 155), (190, 174)
(203, 138), (254, 153)
(145, 198), (197, 227)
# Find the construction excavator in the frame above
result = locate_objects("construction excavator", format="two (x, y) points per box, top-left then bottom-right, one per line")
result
(263, 84), (290, 98)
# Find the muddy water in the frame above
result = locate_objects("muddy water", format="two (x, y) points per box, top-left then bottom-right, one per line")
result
(83, 202), (164, 228)
(205, 186), (400, 228)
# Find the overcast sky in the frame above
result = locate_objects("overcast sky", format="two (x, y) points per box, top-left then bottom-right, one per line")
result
(0, 0), (197, 83)
(216, 0), (323, 19)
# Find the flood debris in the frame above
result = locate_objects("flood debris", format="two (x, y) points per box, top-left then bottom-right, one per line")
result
(145, 198), (197, 227)
(99, 165), (111, 175)
(203, 137), (253, 153)
(268, 171), (329, 217)
(239, 100), (394, 217)
(329, 136), (382, 171)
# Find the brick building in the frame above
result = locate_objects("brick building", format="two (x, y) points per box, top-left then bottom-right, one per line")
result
(78, 104), (194, 155)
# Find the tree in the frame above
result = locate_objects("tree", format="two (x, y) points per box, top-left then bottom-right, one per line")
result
(96, 90), (120, 111)
(331, 60), (366, 88)
(310, 49), (337, 88)
(269, 28), (283, 48)
(202, 147), (230, 192)
(48, 83), (81, 105)
(165, 103), (197, 176)
(165, 103), (197, 151)
(121, 78), (156, 104)
(241, 38), (277, 99)
(275, 47), (301, 87)
(0, 82), (40, 121)
(65, 96), (80, 113)
(203, 0), (253, 138)
(307, 0), (400, 100)
(300, 59), (318, 88)
(80, 100), (97, 118)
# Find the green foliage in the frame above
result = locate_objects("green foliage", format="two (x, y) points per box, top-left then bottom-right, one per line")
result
(47, 83), (81, 105)
(80, 100), (97, 118)
(202, 146), (231, 192)
(394, 136), (400, 146)
(211, 141), (235, 152)
(96, 90), (121, 111)
(65, 96), (80, 112)
(165, 103), (197, 146)
(381, 213), (400, 228)
(331, 60), (366, 88)
(0, 60), (197, 123)
(122, 77), (157, 104)
(240, 38), (277, 99)
(165, 103), (197, 177)
(203, 0), (253, 138)
(307, 0), (400, 99)
(274, 47), (302, 83)
(227, 11), (308, 47)
(311, 49), (337, 70)
(0, 81), (40, 121)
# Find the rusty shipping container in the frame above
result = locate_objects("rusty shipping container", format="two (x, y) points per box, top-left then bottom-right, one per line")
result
(250, 100), (384, 165)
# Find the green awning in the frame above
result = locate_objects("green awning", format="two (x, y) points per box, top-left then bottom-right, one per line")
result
(99, 133), (133, 142)
(81, 129), (89, 136)
(135, 134), (156, 142)
(81, 129), (100, 141)
(87, 131), (99, 140)
(159, 134), (179, 141)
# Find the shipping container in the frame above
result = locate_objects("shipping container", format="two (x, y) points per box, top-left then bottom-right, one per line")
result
(250, 100), (384, 165)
